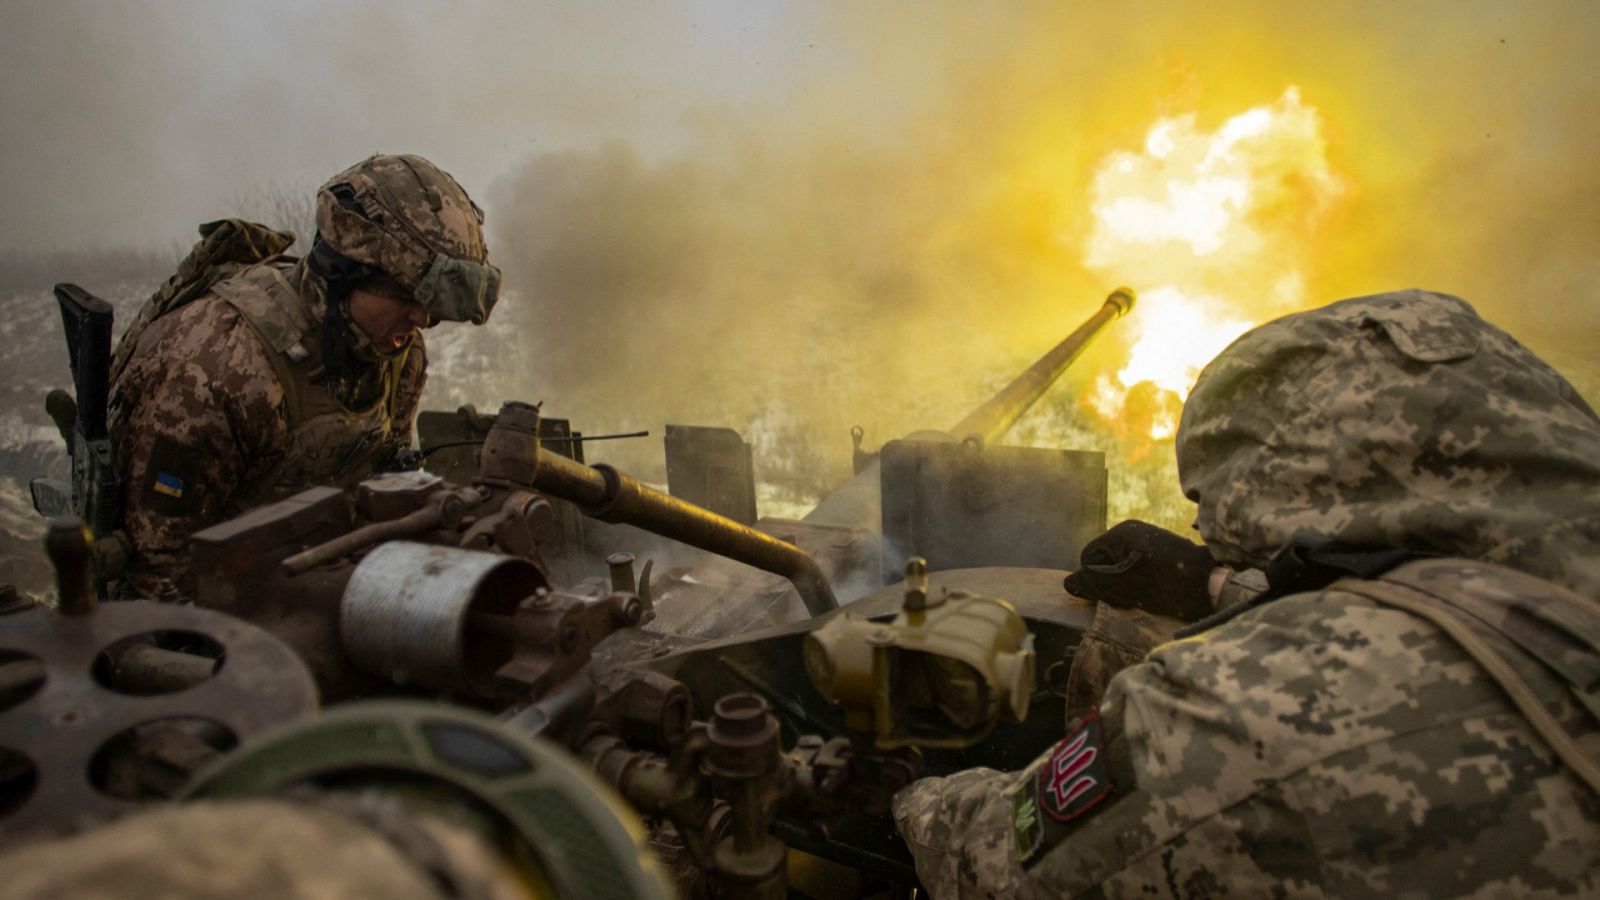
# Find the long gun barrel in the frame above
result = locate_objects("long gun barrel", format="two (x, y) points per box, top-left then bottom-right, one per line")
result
(805, 287), (1136, 530)
(948, 286), (1135, 445)
(531, 451), (838, 616)
(398, 402), (839, 618)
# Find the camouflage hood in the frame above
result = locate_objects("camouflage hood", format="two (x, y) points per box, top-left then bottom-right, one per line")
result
(1176, 289), (1600, 597)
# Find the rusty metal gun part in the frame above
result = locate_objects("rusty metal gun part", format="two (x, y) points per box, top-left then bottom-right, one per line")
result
(808, 288), (1134, 573)
(514, 412), (838, 616)
(0, 588), (315, 843)
(341, 542), (644, 712)
(947, 286), (1135, 446)
(582, 691), (922, 899)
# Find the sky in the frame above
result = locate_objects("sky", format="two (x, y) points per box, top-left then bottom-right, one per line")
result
(1, 1), (830, 248)
(3, 1), (1598, 498)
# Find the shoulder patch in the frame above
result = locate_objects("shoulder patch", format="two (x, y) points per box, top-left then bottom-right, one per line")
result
(141, 435), (203, 517)
(1037, 711), (1112, 822)
(1008, 711), (1116, 867)
(1010, 788), (1044, 862)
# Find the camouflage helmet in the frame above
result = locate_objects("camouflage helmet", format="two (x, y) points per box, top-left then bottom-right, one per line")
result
(1175, 289), (1600, 597)
(316, 153), (501, 324)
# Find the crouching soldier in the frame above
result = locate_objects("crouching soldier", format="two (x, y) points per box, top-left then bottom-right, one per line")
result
(110, 154), (501, 601)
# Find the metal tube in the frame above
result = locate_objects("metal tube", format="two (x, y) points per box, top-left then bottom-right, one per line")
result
(948, 286), (1135, 445)
(340, 542), (538, 695)
(581, 733), (670, 812)
(526, 449), (609, 506)
(107, 644), (219, 693)
(531, 455), (838, 615)
(47, 518), (96, 614)
(607, 552), (638, 595)
(280, 489), (474, 576)
(502, 672), (595, 739)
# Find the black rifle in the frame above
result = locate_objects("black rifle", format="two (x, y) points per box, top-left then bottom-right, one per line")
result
(32, 284), (121, 542)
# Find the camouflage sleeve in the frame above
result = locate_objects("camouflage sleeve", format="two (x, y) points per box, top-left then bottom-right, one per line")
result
(891, 767), (1027, 899)
(0, 800), (450, 899)
(891, 704), (1140, 900)
(111, 299), (290, 600)
(1019, 585), (1600, 896)
(1063, 602), (1183, 722)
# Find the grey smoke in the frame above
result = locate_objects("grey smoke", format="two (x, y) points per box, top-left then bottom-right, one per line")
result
(3, 0), (1596, 493)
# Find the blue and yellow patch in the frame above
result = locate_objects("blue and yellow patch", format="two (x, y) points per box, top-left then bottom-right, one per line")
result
(153, 472), (184, 498)
(142, 436), (202, 516)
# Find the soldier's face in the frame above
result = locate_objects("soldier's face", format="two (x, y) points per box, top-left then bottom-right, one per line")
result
(348, 288), (432, 351)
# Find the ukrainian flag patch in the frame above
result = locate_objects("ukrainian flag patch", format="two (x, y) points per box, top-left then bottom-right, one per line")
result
(153, 472), (184, 498)
(143, 436), (202, 516)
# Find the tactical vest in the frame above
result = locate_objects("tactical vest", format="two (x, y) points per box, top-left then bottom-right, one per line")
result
(208, 263), (416, 510)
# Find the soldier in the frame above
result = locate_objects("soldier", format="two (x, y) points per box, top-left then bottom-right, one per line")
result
(894, 289), (1600, 897)
(108, 154), (500, 600)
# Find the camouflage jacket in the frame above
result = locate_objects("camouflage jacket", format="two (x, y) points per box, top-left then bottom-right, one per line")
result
(109, 260), (426, 600)
(895, 557), (1600, 898)
(895, 291), (1600, 897)
(0, 801), (448, 899)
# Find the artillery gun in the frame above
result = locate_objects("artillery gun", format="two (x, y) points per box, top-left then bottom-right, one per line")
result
(0, 290), (1135, 897)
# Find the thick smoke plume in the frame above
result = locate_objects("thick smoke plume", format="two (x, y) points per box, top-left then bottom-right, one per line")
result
(3, 1), (1598, 530)
(481, 2), (1600, 515)
(486, 134), (1102, 497)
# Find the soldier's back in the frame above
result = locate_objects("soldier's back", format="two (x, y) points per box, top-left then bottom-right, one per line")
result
(1024, 558), (1600, 898)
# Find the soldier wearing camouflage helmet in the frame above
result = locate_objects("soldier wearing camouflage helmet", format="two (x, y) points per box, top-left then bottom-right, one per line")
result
(109, 153), (501, 601)
(893, 289), (1600, 897)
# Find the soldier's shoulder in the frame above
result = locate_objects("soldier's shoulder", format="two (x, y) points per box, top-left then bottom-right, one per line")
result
(203, 262), (318, 354)
(0, 800), (446, 899)
(150, 295), (274, 361)
(160, 292), (249, 330)
(1115, 581), (1500, 792)
(128, 293), (253, 362)
(120, 292), (286, 410)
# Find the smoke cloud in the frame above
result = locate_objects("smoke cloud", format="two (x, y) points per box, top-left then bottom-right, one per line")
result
(4, 1), (1598, 521)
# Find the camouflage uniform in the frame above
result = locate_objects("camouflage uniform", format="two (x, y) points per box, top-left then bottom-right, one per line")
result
(110, 262), (427, 599)
(1060, 601), (1183, 724)
(0, 799), (518, 899)
(895, 290), (1600, 897)
(1060, 571), (1268, 730)
(109, 154), (499, 600)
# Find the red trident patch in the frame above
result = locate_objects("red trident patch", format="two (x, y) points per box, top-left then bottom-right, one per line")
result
(1037, 711), (1111, 822)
